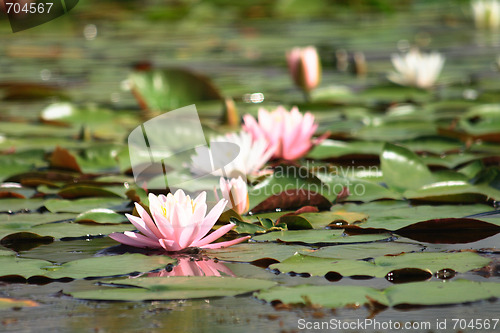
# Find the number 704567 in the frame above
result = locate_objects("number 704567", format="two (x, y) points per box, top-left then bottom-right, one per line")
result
(5, 2), (53, 14)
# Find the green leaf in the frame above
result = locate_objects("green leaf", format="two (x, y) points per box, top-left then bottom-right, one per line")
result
(75, 209), (128, 224)
(129, 69), (222, 112)
(0, 199), (45, 213)
(203, 243), (306, 263)
(256, 284), (387, 308)
(45, 198), (130, 213)
(381, 143), (434, 192)
(48, 254), (175, 279)
(0, 253), (175, 280)
(70, 276), (277, 301)
(269, 252), (490, 278)
(253, 229), (391, 245)
(255, 280), (500, 308)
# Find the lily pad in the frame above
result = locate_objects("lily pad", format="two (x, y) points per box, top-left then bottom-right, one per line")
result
(380, 143), (434, 192)
(129, 69), (222, 112)
(252, 229), (392, 245)
(255, 280), (500, 308)
(75, 209), (128, 224)
(203, 242), (306, 263)
(0, 253), (175, 280)
(70, 276), (277, 301)
(269, 252), (490, 278)
(45, 198), (130, 213)
(0, 198), (45, 213)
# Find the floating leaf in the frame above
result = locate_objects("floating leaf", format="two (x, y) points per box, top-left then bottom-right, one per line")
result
(203, 242), (305, 263)
(255, 280), (500, 308)
(253, 229), (391, 245)
(0, 198), (45, 213)
(269, 252), (490, 278)
(45, 198), (130, 213)
(0, 253), (175, 280)
(129, 69), (222, 112)
(48, 146), (82, 173)
(57, 185), (126, 199)
(380, 143), (434, 192)
(75, 209), (128, 224)
(70, 276), (277, 301)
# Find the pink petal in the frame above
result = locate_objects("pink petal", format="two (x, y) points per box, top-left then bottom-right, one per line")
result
(200, 235), (251, 249)
(109, 232), (161, 249)
(134, 203), (163, 239)
(125, 213), (159, 240)
(192, 199), (227, 243)
(151, 210), (175, 240)
(192, 223), (235, 248)
(159, 238), (178, 251)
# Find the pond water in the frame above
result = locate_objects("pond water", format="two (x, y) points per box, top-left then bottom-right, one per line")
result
(0, 1), (500, 332)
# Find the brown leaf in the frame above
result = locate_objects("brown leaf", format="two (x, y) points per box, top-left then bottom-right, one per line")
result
(49, 146), (82, 173)
(396, 218), (500, 243)
(251, 190), (332, 214)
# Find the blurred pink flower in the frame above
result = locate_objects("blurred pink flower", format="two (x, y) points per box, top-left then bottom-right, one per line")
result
(109, 190), (250, 251)
(243, 106), (319, 160)
(216, 177), (249, 215)
(147, 257), (235, 277)
(287, 46), (321, 93)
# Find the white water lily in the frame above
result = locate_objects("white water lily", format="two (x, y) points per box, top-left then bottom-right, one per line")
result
(190, 131), (275, 178)
(388, 49), (445, 89)
(471, 0), (500, 30)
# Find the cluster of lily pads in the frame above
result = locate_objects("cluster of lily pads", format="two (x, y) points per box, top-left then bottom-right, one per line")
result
(1, 0), (500, 313)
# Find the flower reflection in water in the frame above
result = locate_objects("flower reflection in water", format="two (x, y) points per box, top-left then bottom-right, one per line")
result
(147, 256), (235, 277)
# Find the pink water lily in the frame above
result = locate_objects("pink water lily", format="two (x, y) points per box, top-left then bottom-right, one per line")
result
(216, 177), (249, 215)
(243, 106), (319, 160)
(109, 190), (250, 251)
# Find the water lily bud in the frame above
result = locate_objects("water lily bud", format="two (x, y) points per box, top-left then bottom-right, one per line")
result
(287, 46), (321, 93)
(218, 177), (250, 215)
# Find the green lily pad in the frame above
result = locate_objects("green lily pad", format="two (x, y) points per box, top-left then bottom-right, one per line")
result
(248, 166), (328, 210)
(255, 280), (500, 308)
(0, 198), (45, 213)
(129, 69), (222, 112)
(269, 252), (490, 278)
(203, 242), (306, 263)
(70, 276), (277, 301)
(75, 209), (128, 224)
(48, 254), (175, 279)
(0, 253), (175, 280)
(28, 222), (136, 240)
(45, 198), (130, 213)
(316, 174), (403, 202)
(252, 229), (392, 245)
(335, 201), (499, 231)
(302, 242), (424, 260)
(381, 143), (434, 192)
